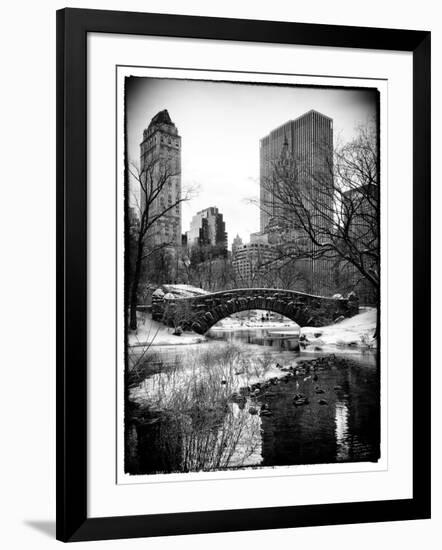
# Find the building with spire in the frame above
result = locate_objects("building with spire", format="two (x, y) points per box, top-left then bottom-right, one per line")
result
(259, 110), (334, 295)
(139, 109), (182, 246)
(232, 234), (243, 255)
(259, 109), (333, 234)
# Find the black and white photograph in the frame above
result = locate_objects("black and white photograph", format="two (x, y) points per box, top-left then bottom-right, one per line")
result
(0, 0), (435, 546)
(123, 75), (381, 477)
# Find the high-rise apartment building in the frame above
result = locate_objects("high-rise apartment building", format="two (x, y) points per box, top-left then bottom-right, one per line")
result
(187, 207), (228, 252)
(250, 231), (269, 245)
(232, 242), (278, 287)
(139, 110), (182, 246)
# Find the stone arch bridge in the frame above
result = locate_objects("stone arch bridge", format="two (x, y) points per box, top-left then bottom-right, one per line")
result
(151, 287), (358, 335)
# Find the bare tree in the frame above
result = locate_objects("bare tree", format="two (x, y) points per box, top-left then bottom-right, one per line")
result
(178, 245), (236, 292)
(128, 157), (193, 329)
(265, 255), (308, 291)
(256, 123), (379, 299)
(162, 299), (195, 335)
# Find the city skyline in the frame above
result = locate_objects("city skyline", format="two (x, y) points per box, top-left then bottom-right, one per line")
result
(125, 77), (378, 247)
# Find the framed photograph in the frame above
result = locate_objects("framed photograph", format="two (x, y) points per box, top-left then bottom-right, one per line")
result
(56, 8), (431, 542)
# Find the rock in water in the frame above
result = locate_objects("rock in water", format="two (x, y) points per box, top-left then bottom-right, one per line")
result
(293, 396), (309, 406)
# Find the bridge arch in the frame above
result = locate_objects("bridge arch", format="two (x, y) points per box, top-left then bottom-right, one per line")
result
(152, 287), (359, 335)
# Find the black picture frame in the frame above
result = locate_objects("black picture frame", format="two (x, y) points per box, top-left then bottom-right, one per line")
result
(56, 7), (431, 542)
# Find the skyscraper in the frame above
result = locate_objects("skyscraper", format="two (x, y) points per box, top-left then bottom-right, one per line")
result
(139, 110), (182, 246)
(259, 110), (334, 294)
(187, 207), (228, 253)
(259, 109), (333, 233)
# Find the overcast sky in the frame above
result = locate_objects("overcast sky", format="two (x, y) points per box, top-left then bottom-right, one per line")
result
(125, 77), (377, 247)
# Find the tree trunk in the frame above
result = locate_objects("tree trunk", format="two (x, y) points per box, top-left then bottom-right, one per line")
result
(129, 239), (144, 330)
(373, 293), (380, 340)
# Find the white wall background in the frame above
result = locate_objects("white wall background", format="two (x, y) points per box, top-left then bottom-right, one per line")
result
(0, 0), (439, 548)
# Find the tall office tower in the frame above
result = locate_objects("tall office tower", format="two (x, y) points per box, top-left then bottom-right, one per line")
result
(187, 207), (228, 253)
(139, 109), (182, 246)
(259, 109), (333, 233)
(259, 110), (334, 294)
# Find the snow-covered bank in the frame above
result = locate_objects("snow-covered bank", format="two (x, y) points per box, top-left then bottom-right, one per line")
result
(301, 308), (377, 348)
(129, 342), (294, 408)
(128, 314), (206, 348)
(128, 308), (376, 350)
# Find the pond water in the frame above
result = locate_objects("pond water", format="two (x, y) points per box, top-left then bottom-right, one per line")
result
(125, 327), (380, 475)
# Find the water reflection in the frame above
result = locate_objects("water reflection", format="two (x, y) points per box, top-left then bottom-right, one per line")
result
(126, 403), (264, 474)
(208, 327), (301, 351)
(126, 331), (380, 475)
(335, 401), (350, 461)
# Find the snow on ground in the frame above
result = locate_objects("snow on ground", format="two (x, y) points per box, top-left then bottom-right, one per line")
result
(129, 340), (294, 408)
(129, 307), (376, 350)
(301, 308), (377, 348)
(211, 308), (377, 349)
(130, 362), (291, 407)
(161, 284), (209, 297)
(128, 308), (378, 409)
(128, 313), (206, 348)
